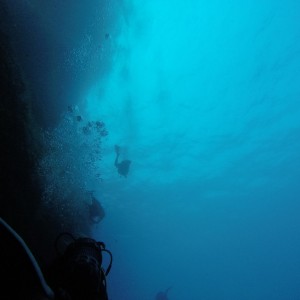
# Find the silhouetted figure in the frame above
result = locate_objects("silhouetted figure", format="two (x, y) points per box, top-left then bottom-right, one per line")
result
(155, 287), (172, 300)
(114, 145), (131, 177)
(88, 195), (105, 224)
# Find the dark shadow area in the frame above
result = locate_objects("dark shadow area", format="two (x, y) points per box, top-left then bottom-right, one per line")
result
(3, 0), (119, 128)
(0, 2), (92, 268)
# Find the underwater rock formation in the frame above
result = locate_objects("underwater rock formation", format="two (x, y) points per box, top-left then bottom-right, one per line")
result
(0, 6), (43, 262)
(0, 4), (107, 267)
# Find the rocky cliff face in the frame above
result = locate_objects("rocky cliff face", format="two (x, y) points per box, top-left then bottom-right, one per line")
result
(0, 3), (92, 267)
(0, 3), (38, 234)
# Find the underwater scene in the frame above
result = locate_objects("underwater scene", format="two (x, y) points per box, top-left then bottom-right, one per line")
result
(1, 0), (300, 299)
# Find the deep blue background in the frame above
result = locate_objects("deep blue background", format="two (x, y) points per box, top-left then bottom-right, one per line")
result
(5, 0), (300, 299)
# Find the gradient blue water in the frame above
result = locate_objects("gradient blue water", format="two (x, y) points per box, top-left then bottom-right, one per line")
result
(7, 0), (300, 299)
(89, 1), (300, 299)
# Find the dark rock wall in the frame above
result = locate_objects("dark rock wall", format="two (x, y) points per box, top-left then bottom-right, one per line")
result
(0, 2), (89, 267)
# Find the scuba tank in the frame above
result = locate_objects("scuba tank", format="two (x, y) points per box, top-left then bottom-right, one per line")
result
(48, 233), (112, 300)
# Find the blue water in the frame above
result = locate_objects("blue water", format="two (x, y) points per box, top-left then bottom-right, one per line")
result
(6, 0), (300, 299)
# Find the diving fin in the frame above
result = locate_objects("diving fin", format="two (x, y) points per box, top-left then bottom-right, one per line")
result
(114, 145), (121, 155)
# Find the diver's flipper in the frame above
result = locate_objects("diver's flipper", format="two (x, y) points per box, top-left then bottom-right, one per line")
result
(114, 145), (120, 155)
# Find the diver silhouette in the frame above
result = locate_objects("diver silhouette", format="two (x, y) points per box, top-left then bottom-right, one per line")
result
(155, 287), (172, 300)
(114, 145), (131, 177)
(88, 194), (105, 224)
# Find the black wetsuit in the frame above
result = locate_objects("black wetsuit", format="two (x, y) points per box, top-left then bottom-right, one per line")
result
(115, 153), (131, 177)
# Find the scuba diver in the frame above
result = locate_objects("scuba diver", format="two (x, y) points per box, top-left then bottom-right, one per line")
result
(88, 192), (105, 224)
(155, 287), (172, 300)
(0, 218), (112, 300)
(114, 145), (131, 177)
